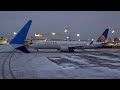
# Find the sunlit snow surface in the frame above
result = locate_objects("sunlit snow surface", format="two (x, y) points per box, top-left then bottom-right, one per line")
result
(1, 47), (120, 79)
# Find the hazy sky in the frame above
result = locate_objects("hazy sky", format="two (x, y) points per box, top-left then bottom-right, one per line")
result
(0, 11), (120, 40)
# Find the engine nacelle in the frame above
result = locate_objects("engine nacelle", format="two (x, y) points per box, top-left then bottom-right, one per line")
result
(59, 46), (68, 52)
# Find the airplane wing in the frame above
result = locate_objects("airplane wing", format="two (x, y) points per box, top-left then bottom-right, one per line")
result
(68, 41), (93, 49)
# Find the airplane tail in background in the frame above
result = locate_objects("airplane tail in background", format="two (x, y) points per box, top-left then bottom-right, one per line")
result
(9, 20), (32, 53)
(96, 28), (109, 42)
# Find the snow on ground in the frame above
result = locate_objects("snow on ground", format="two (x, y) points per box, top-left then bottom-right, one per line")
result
(86, 54), (120, 61)
(11, 53), (71, 79)
(0, 44), (14, 53)
(0, 48), (120, 79)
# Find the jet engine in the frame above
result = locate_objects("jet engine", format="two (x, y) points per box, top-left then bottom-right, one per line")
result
(60, 46), (69, 52)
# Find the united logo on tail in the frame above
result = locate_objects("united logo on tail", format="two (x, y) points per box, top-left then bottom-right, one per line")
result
(97, 35), (106, 42)
(97, 29), (109, 42)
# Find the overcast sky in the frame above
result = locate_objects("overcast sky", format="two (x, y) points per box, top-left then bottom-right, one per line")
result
(0, 11), (120, 40)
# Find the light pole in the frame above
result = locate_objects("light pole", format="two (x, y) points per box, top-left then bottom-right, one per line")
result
(76, 33), (80, 41)
(52, 33), (56, 36)
(51, 33), (56, 40)
(13, 32), (17, 36)
(112, 29), (115, 42)
(64, 26), (70, 41)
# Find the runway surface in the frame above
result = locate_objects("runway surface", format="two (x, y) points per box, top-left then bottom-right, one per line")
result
(0, 48), (120, 79)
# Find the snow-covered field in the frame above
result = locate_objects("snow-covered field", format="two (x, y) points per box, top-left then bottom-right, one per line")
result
(0, 48), (120, 79)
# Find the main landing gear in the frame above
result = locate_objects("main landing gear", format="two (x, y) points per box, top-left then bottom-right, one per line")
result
(68, 48), (74, 52)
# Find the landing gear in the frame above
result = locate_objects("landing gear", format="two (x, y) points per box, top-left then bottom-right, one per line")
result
(37, 49), (39, 52)
(68, 48), (74, 52)
(57, 49), (60, 50)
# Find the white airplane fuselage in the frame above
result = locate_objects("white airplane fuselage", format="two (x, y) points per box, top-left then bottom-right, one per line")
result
(29, 41), (103, 51)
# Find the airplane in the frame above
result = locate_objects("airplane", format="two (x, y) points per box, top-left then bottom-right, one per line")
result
(29, 28), (109, 52)
(87, 28), (109, 48)
(0, 20), (32, 53)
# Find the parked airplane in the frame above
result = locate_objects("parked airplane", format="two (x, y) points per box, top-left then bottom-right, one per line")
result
(88, 28), (109, 48)
(29, 28), (109, 52)
(0, 20), (32, 53)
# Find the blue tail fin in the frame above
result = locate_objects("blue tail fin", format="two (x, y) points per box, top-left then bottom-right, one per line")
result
(10, 20), (32, 53)
(10, 20), (32, 44)
(96, 28), (109, 42)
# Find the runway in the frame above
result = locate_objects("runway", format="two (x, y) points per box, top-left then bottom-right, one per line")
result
(0, 49), (120, 79)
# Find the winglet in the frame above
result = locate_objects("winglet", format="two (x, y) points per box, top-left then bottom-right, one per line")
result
(96, 28), (109, 42)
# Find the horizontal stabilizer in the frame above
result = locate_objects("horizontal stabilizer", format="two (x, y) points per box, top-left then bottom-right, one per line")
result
(16, 46), (30, 53)
(90, 41), (93, 45)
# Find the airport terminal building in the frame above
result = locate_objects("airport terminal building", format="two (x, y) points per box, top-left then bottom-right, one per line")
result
(32, 33), (67, 41)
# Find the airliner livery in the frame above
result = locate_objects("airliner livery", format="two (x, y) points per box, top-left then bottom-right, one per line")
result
(29, 28), (109, 52)
(0, 20), (33, 53)
(89, 28), (109, 48)
(9, 20), (32, 53)
(96, 28), (109, 42)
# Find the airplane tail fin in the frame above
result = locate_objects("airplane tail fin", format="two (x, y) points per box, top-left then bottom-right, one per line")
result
(96, 28), (109, 42)
(9, 20), (32, 53)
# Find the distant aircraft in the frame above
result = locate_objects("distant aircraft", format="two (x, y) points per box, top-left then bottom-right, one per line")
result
(88, 28), (109, 48)
(29, 28), (109, 52)
(0, 20), (32, 53)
